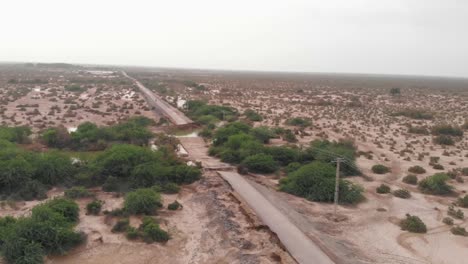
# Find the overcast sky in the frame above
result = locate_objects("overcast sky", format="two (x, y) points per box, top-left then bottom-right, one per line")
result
(1, 0), (467, 77)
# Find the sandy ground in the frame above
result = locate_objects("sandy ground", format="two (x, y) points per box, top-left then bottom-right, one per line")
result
(0, 176), (294, 264)
(135, 68), (468, 264)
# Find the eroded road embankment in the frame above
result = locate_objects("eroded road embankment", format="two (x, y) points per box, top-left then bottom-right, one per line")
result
(218, 171), (335, 264)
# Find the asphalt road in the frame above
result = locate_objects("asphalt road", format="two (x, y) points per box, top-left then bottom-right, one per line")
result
(122, 71), (193, 126)
(218, 171), (335, 264)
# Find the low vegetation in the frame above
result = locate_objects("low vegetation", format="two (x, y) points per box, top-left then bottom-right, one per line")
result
(402, 174), (418, 185)
(372, 164), (390, 174)
(400, 214), (427, 233)
(124, 188), (162, 215)
(0, 198), (84, 263)
(391, 109), (433, 120)
(279, 162), (364, 204)
(376, 184), (391, 194)
(408, 165), (426, 174)
(418, 173), (453, 195)
(393, 189), (411, 199)
(42, 117), (154, 150)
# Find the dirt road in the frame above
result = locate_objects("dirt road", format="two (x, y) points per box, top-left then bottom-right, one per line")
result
(122, 71), (193, 126)
(218, 171), (335, 264)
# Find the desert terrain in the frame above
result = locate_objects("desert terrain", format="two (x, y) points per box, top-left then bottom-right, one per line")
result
(1, 63), (468, 264)
(126, 68), (468, 263)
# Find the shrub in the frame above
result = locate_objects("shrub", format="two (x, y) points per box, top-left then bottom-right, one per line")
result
(393, 189), (411, 199)
(65, 186), (93, 199)
(126, 226), (139, 240)
(86, 200), (103, 215)
(448, 205), (464, 219)
(432, 164), (445, 170)
(242, 154), (277, 173)
(40, 198), (80, 223)
(372, 164), (390, 174)
(443, 217), (454, 225)
(139, 217), (170, 243)
(432, 125), (463, 137)
(250, 126), (275, 143)
(284, 162), (301, 173)
(462, 167), (468, 176)
(408, 166), (426, 174)
(392, 109), (433, 120)
(244, 109), (263, 121)
(407, 126), (428, 135)
(402, 174), (418, 185)
(124, 188), (162, 215)
(451, 226), (468, 236)
(167, 200), (181, 210)
(433, 135), (455, 145)
(400, 214), (427, 233)
(160, 183), (180, 194)
(285, 118), (311, 127)
(376, 184), (391, 194)
(171, 165), (201, 184)
(266, 146), (300, 166)
(103, 176), (119, 192)
(283, 129), (297, 143)
(418, 173), (453, 195)
(1, 199), (83, 263)
(112, 218), (129, 233)
(279, 162), (364, 204)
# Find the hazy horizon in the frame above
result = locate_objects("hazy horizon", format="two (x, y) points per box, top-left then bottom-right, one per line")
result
(2, 0), (468, 78)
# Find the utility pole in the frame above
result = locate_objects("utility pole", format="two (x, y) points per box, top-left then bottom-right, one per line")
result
(333, 157), (345, 220)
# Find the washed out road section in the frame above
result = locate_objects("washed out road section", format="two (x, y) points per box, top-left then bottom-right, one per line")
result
(218, 171), (335, 264)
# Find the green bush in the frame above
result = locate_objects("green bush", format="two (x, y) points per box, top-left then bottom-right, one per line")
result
(124, 188), (162, 215)
(443, 217), (454, 225)
(433, 135), (455, 145)
(462, 167), (468, 176)
(408, 165), (426, 174)
(402, 174), (418, 185)
(112, 218), (129, 233)
(102, 176), (119, 192)
(393, 189), (411, 199)
(40, 198), (80, 223)
(284, 162), (301, 173)
(458, 195), (468, 208)
(250, 126), (275, 143)
(139, 217), (170, 243)
(266, 146), (300, 166)
(242, 154), (277, 173)
(407, 126), (428, 135)
(448, 205), (464, 219)
(279, 162), (364, 204)
(86, 200), (103, 215)
(126, 226), (139, 240)
(244, 109), (263, 121)
(283, 129), (297, 143)
(372, 164), (390, 174)
(432, 124), (463, 137)
(400, 214), (427, 233)
(451, 226), (467, 236)
(376, 184), (391, 194)
(285, 118), (311, 127)
(392, 109), (433, 120)
(160, 183), (180, 194)
(65, 186), (93, 199)
(418, 173), (453, 195)
(167, 200), (181, 211)
(1, 198), (83, 263)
